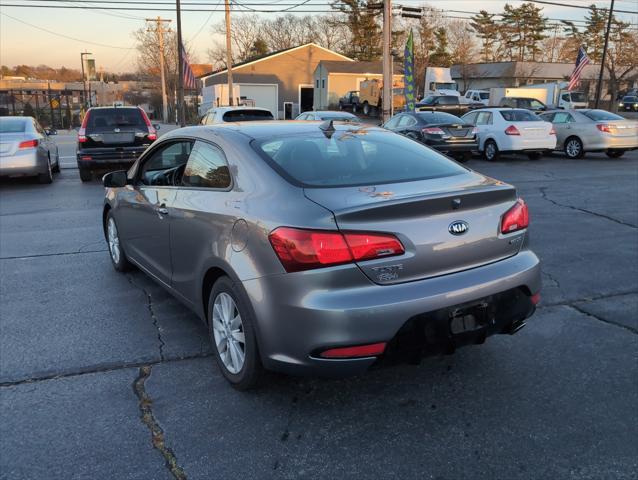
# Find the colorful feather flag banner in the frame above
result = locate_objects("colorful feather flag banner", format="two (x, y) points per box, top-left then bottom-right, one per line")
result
(404, 29), (416, 112)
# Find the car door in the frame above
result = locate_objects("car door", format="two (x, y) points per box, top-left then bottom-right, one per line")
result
(474, 111), (493, 150)
(550, 111), (574, 149)
(117, 139), (193, 284)
(170, 140), (235, 304)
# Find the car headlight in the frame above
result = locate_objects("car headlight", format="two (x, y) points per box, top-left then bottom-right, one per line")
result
(618, 102), (624, 107)
(634, 103), (638, 107)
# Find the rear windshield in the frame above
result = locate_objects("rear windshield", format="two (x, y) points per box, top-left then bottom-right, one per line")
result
(416, 112), (463, 124)
(87, 108), (144, 129)
(222, 110), (274, 122)
(253, 129), (466, 188)
(582, 110), (624, 121)
(0, 118), (27, 133)
(318, 114), (357, 122)
(499, 110), (538, 122)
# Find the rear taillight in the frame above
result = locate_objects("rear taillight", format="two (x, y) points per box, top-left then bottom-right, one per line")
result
(319, 342), (387, 359)
(18, 139), (39, 149)
(549, 126), (556, 135)
(78, 110), (91, 143)
(501, 199), (529, 234)
(422, 127), (445, 135)
(268, 227), (405, 272)
(504, 125), (520, 136)
(596, 124), (612, 133)
(138, 107), (157, 140)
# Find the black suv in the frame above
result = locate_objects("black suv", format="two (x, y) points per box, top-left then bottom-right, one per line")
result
(77, 106), (158, 182)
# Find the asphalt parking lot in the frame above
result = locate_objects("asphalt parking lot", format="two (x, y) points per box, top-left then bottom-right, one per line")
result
(1, 132), (637, 479)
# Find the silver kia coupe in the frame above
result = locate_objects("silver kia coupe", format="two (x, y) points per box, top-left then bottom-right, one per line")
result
(103, 121), (541, 389)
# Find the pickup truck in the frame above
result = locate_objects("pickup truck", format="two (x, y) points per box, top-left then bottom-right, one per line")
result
(338, 91), (360, 112)
(416, 95), (483, 116)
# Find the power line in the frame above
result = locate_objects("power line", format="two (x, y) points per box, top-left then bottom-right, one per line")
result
(0, 11), (135, 48)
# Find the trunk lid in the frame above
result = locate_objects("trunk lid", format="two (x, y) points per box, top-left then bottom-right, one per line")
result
(438, 123), (474, 139)
(304, 171), (522, 285)
(516, 121), (552, 138)
(0, 133), (34, 157)
(600, 120), (638, 138)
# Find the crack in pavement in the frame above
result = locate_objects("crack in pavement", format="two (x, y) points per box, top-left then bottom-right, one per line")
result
(541, 269), (561, 288)
(568, 304), (638, 336)
(539, 186), (638, 229)
(127, 275), (166, 361)
(133, 365), (187, 480)
(0, 249), (108, 260)
(0, 353), (214, 388)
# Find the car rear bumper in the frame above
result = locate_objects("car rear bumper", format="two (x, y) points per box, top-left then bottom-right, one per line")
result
(584, 136), (638, 151)
(0, 150), (46, 177)
(244, 249), (541, 376)
(77, 147), (147, 169)
(500, 136), (556, 152)
(426, 140), (477, 153)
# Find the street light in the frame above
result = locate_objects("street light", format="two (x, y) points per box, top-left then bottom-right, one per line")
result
(80, 52), (93, 109)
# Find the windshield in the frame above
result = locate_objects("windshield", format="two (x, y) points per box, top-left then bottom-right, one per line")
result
(570, 92), (587, 102)
(0, 118), (28, 133)
(419, 96), (437, 105)
(500, 110), (538, 122)
(222, 110), (274, 121)
(88, 108), (144, 128)
(479, 92), (489, 100)
(416, 112), (463, 124)
(622, 96), (638, 102)
(582, 110), (624, 121)
(253, 129), (466, 188)
(431, 82), (457, 91)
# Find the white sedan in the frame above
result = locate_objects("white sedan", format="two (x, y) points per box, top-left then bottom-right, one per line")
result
(461, 108), (556, 160)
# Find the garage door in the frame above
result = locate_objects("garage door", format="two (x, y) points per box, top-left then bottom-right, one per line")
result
(238, 84), (278, 119)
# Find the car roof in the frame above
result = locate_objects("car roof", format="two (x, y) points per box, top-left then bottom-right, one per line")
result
(164, 120), (384, 141)
(88, 106), (139, 110)
(207, 106), (272, 113)
(313, 111), (356, 116)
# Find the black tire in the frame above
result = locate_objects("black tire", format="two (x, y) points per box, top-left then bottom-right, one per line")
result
(527, 152), (542, 160)
(339, 102), (344, 111)
(105, 211), (133, 272)
(454, 152), (471, 163)
(352, 103), (358, 114)
(52, 153), (61, 173)
(483, 140), (499, 161)
(363, 102), (370, 116)
(38, 160), (53, 184)
(79, 167), (92, 182)
(564, 136), (585, 159)
(606, 149), (625, 158)
(208, 276), (263, 390)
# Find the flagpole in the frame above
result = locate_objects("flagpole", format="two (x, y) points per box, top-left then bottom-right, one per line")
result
(594, 0), (614, 109)
(176, 0), (186, 126)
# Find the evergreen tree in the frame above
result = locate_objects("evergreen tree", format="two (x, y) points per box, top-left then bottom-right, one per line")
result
(582, 6), (608, 63)
(429, 28), (452, 66)
(470, 11), (499, 62)
(331, 0), (382, 60)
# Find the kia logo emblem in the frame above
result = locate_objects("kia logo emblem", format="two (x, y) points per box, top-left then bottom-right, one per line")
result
(448, 220), (469, 235)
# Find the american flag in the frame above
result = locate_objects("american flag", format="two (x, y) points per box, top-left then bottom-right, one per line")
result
(182, 46), (198, 90)
(568, 46), (590, 91)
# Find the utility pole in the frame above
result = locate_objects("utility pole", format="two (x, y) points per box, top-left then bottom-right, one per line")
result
(224, 0), (234, 106)
(382, 0), (392, 123)
(595, 0), (614, 109)
(176, 0), (186, 126)
(80, 51), (92, 109)
(146, 17), (172, 123)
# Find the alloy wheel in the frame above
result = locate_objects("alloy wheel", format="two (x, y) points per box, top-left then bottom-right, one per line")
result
(107, 218), (121, 264)
(212, 292), (246, 374)
(485, 142), (496, 160)
(566, 139), (581, 158)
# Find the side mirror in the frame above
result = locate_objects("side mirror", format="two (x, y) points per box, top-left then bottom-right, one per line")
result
(103, 170), (128, 188)
(45, 128), (57, 136)
(153, 124), (161, 130)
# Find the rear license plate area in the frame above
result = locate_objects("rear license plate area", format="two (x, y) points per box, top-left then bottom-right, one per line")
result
(449, 301), (489, 335)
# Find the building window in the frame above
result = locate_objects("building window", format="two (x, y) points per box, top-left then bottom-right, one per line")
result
(316, 79), (319, 88)
(322, 79), (325, 88)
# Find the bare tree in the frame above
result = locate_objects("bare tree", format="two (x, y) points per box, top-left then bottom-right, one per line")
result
(211, 14), (263, 64)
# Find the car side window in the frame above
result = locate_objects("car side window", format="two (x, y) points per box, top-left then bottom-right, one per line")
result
(384, 116), (401, 129)
(476, 112), (492, 125)
(539, 113), (555, 122)
(553, 112), (572, 124)
(139, 141), (193, 186)
(182, 141), (231, 189)
(462, 112), (478, 125)
(397, 115), (415, 127)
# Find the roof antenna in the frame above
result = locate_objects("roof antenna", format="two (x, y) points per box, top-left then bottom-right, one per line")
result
(319, 119), (335, 138)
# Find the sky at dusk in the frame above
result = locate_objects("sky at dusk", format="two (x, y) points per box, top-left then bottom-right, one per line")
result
(1, 0), (636, 73)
